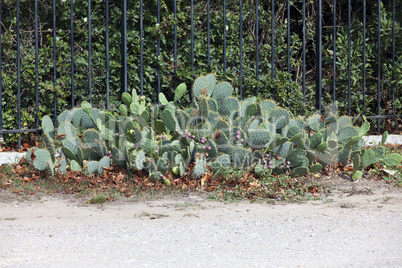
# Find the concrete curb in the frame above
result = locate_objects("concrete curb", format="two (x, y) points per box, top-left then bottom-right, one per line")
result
(0, 135), (400, 166)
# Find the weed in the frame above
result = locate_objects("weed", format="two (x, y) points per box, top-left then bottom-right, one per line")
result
(88, 194), (109, 204)
(340, 203), (355, 208)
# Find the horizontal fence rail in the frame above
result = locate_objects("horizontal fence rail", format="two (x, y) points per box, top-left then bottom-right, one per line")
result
(0, 0), (400, 148)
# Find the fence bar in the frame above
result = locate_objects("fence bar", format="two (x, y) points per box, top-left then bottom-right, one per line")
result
(106, 0), (110, 110)
(223, 0), (226, 72)
(70, 0), (75, 107)
(239, 0), (243, 99)
(35, 0), (39, 130)
(347, 0), (351, 116)
(332, 0), (336, 113)
(362, 0), (366, 107)
(391, 0), (395, 118)
(255, 0), (259, 93)
(17, 0), (21, 148)
(140, 0), (143, 95)
(191, 0), (194, 73)
(0, 1), (4, 143)
(157, 0), (161, 100)
(377, 0), (381, 134)
(53, 0), (57, 126)
(122, 0), (127, 93)
(302, 0), (305, 103)
(271, 0), (274, 80)
(207, 0), (210, 72)
(316, 0), (322, 114)
(174, 0), (177, 75)
(287, 0), (290, 73)
(0, 2), (2, 143)
(88, 0), (92, 103)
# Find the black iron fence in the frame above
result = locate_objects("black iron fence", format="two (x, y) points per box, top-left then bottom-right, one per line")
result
(0, 0), (400, 148)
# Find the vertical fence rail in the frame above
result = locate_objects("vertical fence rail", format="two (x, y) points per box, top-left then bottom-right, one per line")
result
(223, 0), (227, 73)
(0, 1), (2, 143)
(239, 0), (243, 99)
(363, 0), (366, 108)
(88, 0), (92, 103)
(157, 0), (161, 101)
(333, 0), (336, 113)
(316, 0), (322, 114)
(271, 0), (274, 81)
(377, 0), (381, 134)
(207, 0), (210, 72)
(140, 0), (143, 95)
(35, 0), (39, 131)
(70, 0), (75, 107)
(347, 0), (351, 116)
(53, 0), (57, 126)
(174, 0), (177, 77)
(392, 0), (395, 119)
(287, 0), (290, 73)
(191, 0), (194, 75)
(122, 0), (127, 93)
(106, 0), (110, 110)
(255, 0), (259, 93)
(302, 0), (305, 103)
(16, 0), (21, 148)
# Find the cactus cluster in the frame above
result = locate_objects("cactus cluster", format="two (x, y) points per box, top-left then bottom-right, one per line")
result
(27, 74), (401, 182)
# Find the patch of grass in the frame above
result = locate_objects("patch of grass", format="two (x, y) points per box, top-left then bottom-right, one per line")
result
(136, 212), (169, 219)
(4, 217), (17, 221)
(340, 203), (355, 209)
(88, 194), (109, 204)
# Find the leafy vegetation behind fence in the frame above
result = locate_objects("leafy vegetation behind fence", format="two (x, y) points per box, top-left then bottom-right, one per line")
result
(0, 0), (400, 144)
